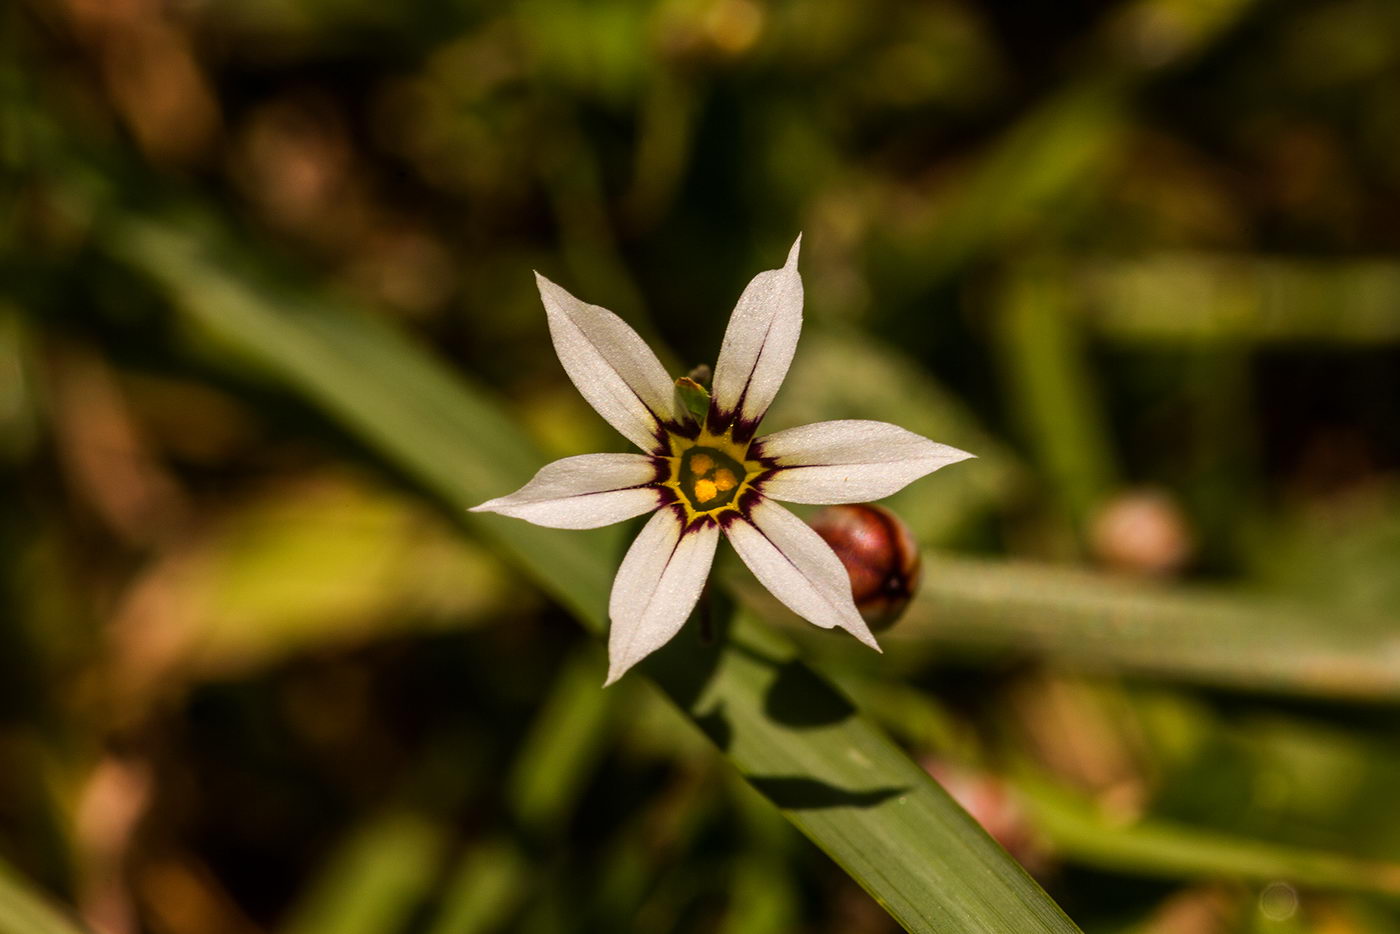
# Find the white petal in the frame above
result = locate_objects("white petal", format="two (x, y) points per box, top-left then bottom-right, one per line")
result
(470, 453), (661, 529)
(723, 498), (880, 651)
(709, 236), (803, 435)
(752, 420), (974, 505)
(606, 507), (719, 685)
(536, 273), (678, 452)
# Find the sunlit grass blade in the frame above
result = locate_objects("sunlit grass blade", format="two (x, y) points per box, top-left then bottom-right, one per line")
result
(101, 206), (1083, 933)
(1017, 773), (1400, 895)
(721, 781), (802, 934)
(895, 554), (1400, 700)
(425, 838), (529, 934)
(280, 813), (446, 934)
(1082, 254), (1400, 344)
(507, 649), (615, 836)
(0, 860), (91, 934)
(996, 262), (1118, 534)
(718, 858), (799, 934)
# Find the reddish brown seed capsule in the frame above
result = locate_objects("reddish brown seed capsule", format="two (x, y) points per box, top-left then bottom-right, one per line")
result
(809, 503), (921, 630)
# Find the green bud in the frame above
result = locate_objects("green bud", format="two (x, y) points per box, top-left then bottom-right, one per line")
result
(674, 375), (710, 424)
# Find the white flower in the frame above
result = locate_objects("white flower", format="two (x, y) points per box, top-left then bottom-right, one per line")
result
(472, 237), (973, 684)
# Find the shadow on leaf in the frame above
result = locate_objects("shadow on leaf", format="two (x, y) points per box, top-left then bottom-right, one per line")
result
(692, 702), (732, 751)
(763, 659), (856, 728)
(749, 776), (906, 810)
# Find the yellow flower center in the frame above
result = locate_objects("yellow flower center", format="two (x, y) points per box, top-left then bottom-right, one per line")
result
(665, 429), (763, 521)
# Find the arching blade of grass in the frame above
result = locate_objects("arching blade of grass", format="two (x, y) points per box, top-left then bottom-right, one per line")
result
(424, 838), (530, 934)
(995, 261), (1118, 535)
(507, 650), (616, 837)
(280, 813), (447, 934)
(0, 860), (91, 934)
(894, 555), (1400, 701)
(99, 207), (1082, 934)
(1016, 773), (1400, 896)
(1081, 254), (1400, 345)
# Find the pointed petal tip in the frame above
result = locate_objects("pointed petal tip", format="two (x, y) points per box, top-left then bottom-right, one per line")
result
(466, 493), (520, 515)
(604, 650), (644, 687)
(850, 626), (882, 653)
(534, 271), (573, 305)
(785, 233), (802, 268)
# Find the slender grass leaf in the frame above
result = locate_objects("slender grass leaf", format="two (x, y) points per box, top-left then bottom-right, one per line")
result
(426, 839), (529, 934)
(1082, 254), (1400, 345)
(507, 649), (615, 835)
(719, 857), (799, 934)
(896, 554), (1400, 700)
(996, 261), (1118, 533)
(280, 812), (446, 934)
(1017, 774), (1400, 896)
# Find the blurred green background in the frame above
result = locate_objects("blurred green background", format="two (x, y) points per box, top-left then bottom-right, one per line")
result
(4, 0), (1400, 931)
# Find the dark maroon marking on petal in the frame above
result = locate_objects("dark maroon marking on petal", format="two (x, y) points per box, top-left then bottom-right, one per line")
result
(654, 485), (679, 508)
(666, 501), (688, 525)
(682, 513), (718, 535)
(705, 398), (733, 437)
(649, 456), (673, 484)
(664, 417), (700, 441)
(744, 467), (777, 494)
(753, 455), (780, 470)
(651, 422), (675, 455)
(743, 440), (780, 468)
(650, 416), (699, 455)
(731, 416), (763, 446)
(734, 486), (765, 518)
(717, 508), (745, 530)
(702, 404), (761, 447)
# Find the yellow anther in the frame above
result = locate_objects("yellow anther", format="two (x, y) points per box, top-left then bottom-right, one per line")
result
(712, 469), (737, 492)
(689, 453), (715, 476)
(694, 478), (718, 503)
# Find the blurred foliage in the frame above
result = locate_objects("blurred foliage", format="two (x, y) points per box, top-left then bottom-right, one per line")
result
(4, 0), (1400, 931)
